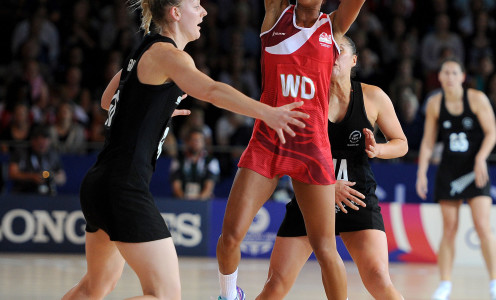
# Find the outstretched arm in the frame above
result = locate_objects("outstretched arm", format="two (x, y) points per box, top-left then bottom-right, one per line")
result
(160, 45), (310, 144)
(330, 0), (366, 38)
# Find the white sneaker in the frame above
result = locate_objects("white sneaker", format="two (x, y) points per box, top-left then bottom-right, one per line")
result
(432, 284), (451, 300)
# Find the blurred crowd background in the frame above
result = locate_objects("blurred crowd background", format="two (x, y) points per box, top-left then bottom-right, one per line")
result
(0, 0), (496, 196)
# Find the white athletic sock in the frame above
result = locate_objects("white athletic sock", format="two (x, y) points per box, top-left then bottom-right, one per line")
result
(219, 268), (238, 300)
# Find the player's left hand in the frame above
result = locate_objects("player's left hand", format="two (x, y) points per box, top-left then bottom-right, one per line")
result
(474, 157), (489, 188)
(364, 128), (381, 158)
(172, 94), (190, 117)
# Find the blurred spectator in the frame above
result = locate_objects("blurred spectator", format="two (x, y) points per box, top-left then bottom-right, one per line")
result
(389, 58), (423, 107)
(11, 5), (60, 68)
(469, 54), (494, 91)
(8, 125), (66, 195)
(170, 128), (220, 200)
(465, 11), (495, 75)
(421, 14), (464, 73)
(178, 107), (213, 146)
(0, 101), (32, 153)
(59, 66), (91, 124)
(49, 101), (87, 154)
(420, 14), (464, 78)
(396, 87), (424, 158)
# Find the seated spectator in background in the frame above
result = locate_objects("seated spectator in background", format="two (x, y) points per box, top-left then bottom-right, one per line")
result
(397, 87), (424, 160)
(0, 102), (32, 153)
(170, 128), (220, 201)
(49, 101), (87, 154)
(8, 125), (66, 195)
(178, 107), (213, 146)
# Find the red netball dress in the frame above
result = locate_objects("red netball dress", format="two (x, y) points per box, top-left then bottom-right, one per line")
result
(238, 5), (340, 185)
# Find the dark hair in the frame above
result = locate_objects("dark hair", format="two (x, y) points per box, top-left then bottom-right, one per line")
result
(439, 57), (465, 73)
(131, 0), (182, 35)
(341, 35), (358, 77)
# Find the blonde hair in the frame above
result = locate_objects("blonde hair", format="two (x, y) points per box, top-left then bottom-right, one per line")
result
(130, 0), (182, 35)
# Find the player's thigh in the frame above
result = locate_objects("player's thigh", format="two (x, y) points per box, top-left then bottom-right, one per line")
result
(85, 229), (125, 283)
(341, 230), (390, 277)
(268, 236), (313, 283)
(291, 180), (335, 239)
(222, 168), (279, 237)
(468, 196), (493, 231)
(116, 237), (180, 296)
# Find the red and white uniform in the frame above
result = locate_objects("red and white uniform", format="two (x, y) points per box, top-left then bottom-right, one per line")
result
(239, 5), (340, 185)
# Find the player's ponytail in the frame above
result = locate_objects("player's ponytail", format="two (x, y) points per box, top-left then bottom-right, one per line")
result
(131, 0), (182, 35)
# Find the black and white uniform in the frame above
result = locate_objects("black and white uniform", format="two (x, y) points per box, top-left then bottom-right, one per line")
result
(278, 81), (385, 237)
(80, 33), (183, 242)
(434, 89), (490, 202)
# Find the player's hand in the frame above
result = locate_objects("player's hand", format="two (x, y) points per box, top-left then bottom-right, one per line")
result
(265, 101), (309, 144)
(416, 174), (428, 200)
(474, 157), (489, 188)
(364, 128), (381, 158)
(335, 180), (366, 214)
(172, 109), (191, 117)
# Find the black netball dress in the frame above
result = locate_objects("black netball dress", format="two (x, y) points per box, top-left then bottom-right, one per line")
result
(278, 81), (384, 237)
(434, 89), (490, 202)
(80, 33), (183, 242)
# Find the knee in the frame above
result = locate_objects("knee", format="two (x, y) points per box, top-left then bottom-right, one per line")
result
(473, 220), (492, 239)
(310, 240), (337, 264)
(442, 224), (458, 240)
(145, 281), (181, 300)
(259, 271), (290, 300)
(219, 229), (245, 250)
(78, 275), (119, 299)
(362, 264), (392, 291)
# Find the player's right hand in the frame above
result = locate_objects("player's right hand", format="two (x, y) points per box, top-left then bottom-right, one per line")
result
(265, 101), (309, 144)
(335, 180), (366, 214)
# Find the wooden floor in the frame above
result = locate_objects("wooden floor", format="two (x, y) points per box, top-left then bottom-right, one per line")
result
(0, 254), (491, 300)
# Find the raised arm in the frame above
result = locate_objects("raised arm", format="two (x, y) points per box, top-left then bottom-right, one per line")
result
(330, 0), (366, 38)
(364, 84), (408, 159)
(416, 94), (441, 199)
(261, 0), (290, 33)
(159, 44), (309, 144)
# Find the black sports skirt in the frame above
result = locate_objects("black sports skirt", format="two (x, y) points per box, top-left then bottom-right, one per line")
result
(277, 195), (384, 237)
(79, 166), (171, 243)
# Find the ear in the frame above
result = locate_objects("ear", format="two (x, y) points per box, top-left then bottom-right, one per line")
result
(352, 55), (358, 67)
(170, 6), (181, 21)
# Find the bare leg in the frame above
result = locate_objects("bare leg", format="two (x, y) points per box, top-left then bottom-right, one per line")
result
(217, 168), (279, 275)
(116, 237), (181, 300)
(292, 180), (347, 300)
(341, 230), (402, 300)
(438, 200), (462, 281)
(257, 236), (313, 300)
(468, 196), (496, 279)
(62, 230), (125, 300)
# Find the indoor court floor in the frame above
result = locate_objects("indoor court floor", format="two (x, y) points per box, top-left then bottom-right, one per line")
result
(0, 253), (491, 299)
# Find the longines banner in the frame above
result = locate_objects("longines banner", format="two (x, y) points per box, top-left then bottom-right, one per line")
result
(0, 195), (209, 255)
(1, 196), (495, 265)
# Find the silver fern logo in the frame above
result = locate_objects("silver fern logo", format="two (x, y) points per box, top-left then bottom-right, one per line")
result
(450, 172), (475, 196)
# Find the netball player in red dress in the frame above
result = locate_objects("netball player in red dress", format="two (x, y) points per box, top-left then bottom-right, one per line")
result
(216, 1), (366, 300)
